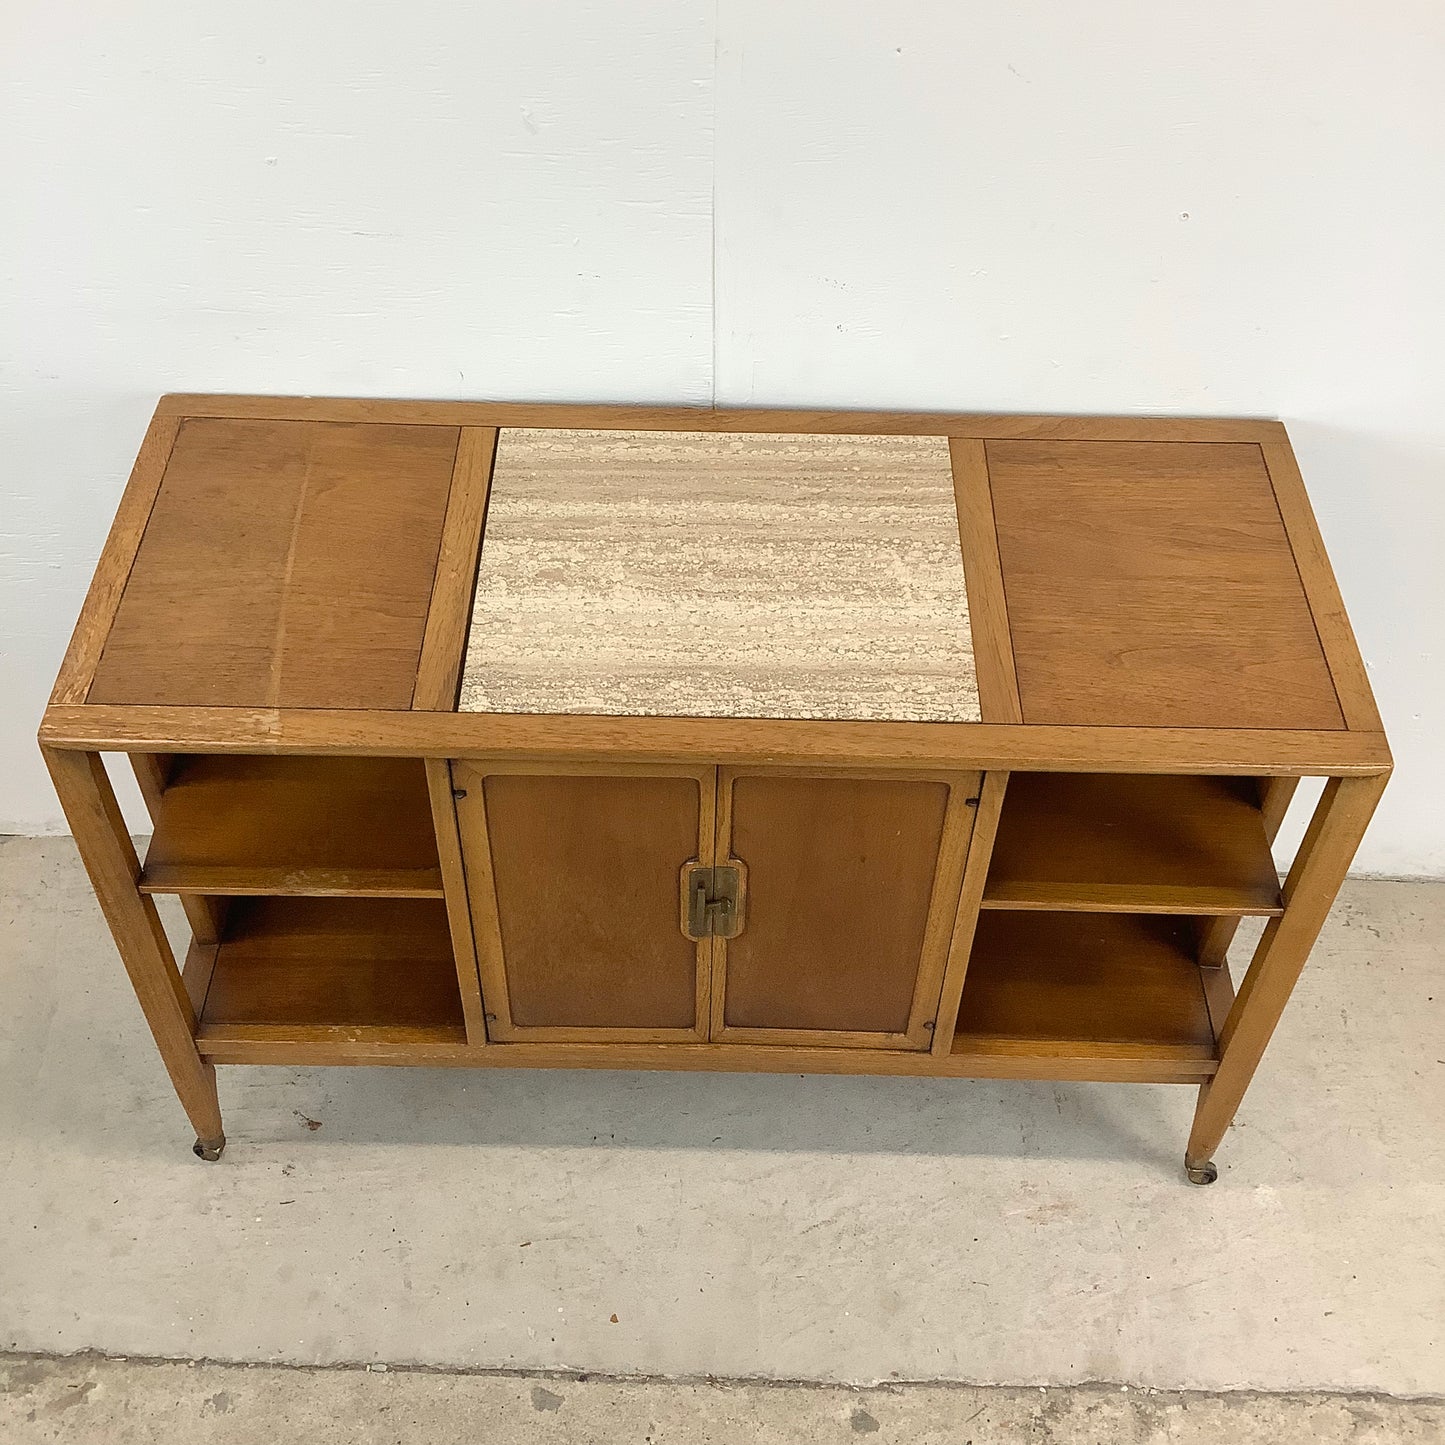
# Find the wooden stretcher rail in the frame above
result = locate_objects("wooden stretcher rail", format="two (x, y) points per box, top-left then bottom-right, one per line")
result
(193, 1032), (1218, 1084)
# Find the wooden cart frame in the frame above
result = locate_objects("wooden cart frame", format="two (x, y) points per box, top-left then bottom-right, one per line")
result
(40, 396), (1390, 1182)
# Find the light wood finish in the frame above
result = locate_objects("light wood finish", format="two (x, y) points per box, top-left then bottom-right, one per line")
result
(155, 393), (1284, 442)
(38, 706), (1393, 775)
(413, 428), (497, 710)
(1187, 773), (1388, 1167)
(956, 912), (1217, 1065)
(1258, 438), (1383, 732)
(930, 770), (1010, 1057)
(88, 418), (458, 708)
(426, 758), (489, 1044)
(983, 773), (1282, 915)
(948, 438), (1022, 723)
(42, 748), (224, 1149)
(463, 429), (978, 723)
(129, 753), (227, 944)
(711, 770), (977, 1047)
(198, 897), (465, 1042)
(41, 397), (1390, 1171)
(454, 765), (715, 1041)
(987, 440), (1345, 730)
(1197, 775), (1300, 966)
(50, 412), (181, 704)
(139, 756), (443, 898)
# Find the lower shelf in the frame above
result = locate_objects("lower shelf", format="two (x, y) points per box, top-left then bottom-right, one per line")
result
(186, 902), (1221, 1083)
(953, 911), (1221, 1066)
(193, 897), (467, 1046)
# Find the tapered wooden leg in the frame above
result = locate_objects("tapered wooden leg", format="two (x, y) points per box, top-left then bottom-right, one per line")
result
(44, 747), (225, 1158)
(1186, 772), (1387, 1179)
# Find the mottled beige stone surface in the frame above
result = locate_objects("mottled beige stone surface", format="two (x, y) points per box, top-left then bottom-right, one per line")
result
(460, 430), (979, 721)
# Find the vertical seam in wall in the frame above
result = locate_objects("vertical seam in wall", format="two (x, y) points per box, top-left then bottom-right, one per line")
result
(710, 0), (719, 406)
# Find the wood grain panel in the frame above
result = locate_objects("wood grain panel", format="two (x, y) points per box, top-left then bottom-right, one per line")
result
(983, 773), (1281, 914)
(463, 430), (978, 722)
(718, 774), (949, 1039)
(88, 418), (458, 708)
(987, 440), (1345, 729)
(201, 896), (464, 1034)
(467, 771), (708, 1036)
(140, 755), (442, 897)
(957, 911), (1215, 1054)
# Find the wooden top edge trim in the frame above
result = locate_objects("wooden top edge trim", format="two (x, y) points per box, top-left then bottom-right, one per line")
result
(412, 426), (498, 710)
(1258, 437), (1384, 733)
(50, 410), (182, 705)
(948, 437), (1022, 723)
(154, 394), (1287, 441)
(38, 704), (1394, 775)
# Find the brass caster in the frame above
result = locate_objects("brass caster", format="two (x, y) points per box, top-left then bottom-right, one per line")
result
(1185, 1158), (1218, 1186)
(193, 1135), (226, 1162)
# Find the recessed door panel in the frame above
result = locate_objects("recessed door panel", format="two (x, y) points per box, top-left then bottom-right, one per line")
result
(714, 771), (979, 1048)
(453, 765), (714, 1041)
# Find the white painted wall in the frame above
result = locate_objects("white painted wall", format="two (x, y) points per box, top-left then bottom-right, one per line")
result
(3, 2), (1442, 874)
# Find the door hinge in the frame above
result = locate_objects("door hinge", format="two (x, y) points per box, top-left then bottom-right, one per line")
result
(682, 863), (745, 941)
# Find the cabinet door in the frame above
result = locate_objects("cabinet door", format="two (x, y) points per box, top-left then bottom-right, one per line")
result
(711, 770), (980, 1048)
(454, 764), (715, 1041)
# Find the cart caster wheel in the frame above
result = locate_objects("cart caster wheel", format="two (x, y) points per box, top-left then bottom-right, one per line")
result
(1185, 1158), (1218, 1186)
(193, 1136), (226, 1162)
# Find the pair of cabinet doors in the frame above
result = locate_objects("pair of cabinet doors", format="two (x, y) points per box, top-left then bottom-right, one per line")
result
(452, 765), (982, 1049)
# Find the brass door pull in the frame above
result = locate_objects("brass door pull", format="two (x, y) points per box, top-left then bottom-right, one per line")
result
(682, 864), (745, 940)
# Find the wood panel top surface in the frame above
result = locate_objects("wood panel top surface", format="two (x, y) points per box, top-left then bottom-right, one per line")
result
(985, 440), (1346, 730)
(88, 417), (458, 709)
(48, 397), (1385, 763)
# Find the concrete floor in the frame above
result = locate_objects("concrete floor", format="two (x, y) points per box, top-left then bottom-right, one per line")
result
(1, 836), (1442, 1402)
(3, 1355), (1442, 1444)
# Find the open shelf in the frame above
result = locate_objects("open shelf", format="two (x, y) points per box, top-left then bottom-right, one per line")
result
(140, 756), (444, 897)
(982, 773), (1282, 915)
(953, 911), (1219, 1067)
(193, 896), (466, 1045)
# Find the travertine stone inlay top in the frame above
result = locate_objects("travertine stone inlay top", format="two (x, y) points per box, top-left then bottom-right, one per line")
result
(460, 429), (979, 722)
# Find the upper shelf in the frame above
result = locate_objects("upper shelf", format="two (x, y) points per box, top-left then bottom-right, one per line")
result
(140, 755), (444, 898)
(983, 773), (1282, 915)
